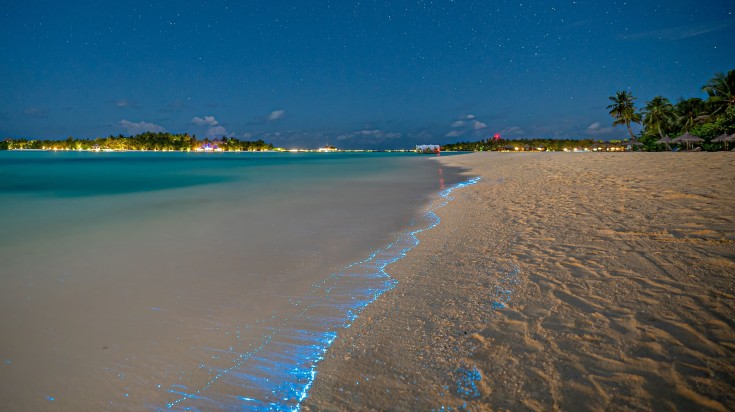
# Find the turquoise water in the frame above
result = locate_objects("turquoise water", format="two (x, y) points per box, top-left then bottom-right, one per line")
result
(0, 151), (469, 410)
(0, 151), (431, 196)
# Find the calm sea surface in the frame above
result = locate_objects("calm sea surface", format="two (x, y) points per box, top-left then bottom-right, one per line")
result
(0, 151), (469, 410)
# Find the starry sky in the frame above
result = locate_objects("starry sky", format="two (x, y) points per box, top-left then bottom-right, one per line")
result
(1, 1), (733, 149)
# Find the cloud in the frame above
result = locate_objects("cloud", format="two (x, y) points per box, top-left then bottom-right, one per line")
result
(192, 115), (233, 138)
(500, 126), (524, 136)
(268, 110), (285, 121)
(335, 129), (402, 142)
(625, 20), (734, 41)
(585, 121), (615, 136)
(447, 113), (491, 137)
(245, 109), (287, 126)
(192, 115), (219, 126)
(119, 119), (166, 134)
(158, 100), (189, 113)
(254, 128), (439, 150)
(409, 130), (434, 141)
(254, 131), (327, 149)
(206, 126), (228, 138)
(562, 19), (594, 30)
(115, 99), (140, 109)
(23, 107), (48, 118)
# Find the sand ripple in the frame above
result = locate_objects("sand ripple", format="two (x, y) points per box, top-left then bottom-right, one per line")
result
(305, 152), (735, 411)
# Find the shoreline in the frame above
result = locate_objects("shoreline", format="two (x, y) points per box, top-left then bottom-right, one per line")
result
(304, 152), (735, 411)
(0, 151), (471, 410)
(154, 163), (478, 410)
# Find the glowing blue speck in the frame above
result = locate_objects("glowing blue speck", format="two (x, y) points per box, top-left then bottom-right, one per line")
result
(456, 366), (482, 398)
(154, 176), (481, 411)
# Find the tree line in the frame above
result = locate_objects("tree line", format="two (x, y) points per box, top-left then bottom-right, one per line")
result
(444, 69), (734, 152)
(1, 132), (274, 151)
(608, 69), (734, 150)
(441, 138), (605, 152)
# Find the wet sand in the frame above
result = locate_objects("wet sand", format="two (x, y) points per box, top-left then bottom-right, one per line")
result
(305, 152), (735, 411)
(0, 153), (462, 410)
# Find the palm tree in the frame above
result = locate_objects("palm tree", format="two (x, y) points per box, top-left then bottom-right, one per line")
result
(642, 96), (675, 138)
(702, 69), (735, 115)
(675, 97), (708, 132)
(608, 90), (642, 140)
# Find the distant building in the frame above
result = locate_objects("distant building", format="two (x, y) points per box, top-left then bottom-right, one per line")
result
(195, 144), (223, 152)
(317, 145), (337, 152)
(415, 144), (440, 154)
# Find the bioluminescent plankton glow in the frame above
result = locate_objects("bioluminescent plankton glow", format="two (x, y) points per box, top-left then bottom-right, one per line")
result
(157, 177), (480, 411)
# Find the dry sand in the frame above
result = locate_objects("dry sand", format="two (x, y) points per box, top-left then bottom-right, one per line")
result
(304, 152), (735, 411)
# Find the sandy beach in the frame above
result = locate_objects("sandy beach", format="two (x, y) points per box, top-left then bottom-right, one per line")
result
(304, 152), (735, 411)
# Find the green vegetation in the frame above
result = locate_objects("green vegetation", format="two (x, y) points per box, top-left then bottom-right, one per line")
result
(443, 69), (734, 152)
(441, 138), (606, 152)
(4, 70), (732, 153)
(642, 96), (675, 139)
(611, 69), (735, 151)
(607, 90), (642, 140)
(1, 132), (273, 151)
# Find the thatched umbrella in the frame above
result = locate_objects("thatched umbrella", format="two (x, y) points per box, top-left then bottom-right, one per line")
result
(624, 140), (643, 150)
(672, 132), (703, 150)
(655, 135), (672, 150)
(712, 133), (735, 149)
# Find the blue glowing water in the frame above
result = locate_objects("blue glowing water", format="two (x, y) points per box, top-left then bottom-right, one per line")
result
(0, 151), (474, 410)
(447, 263), (520, 407)
(158, 176), (480, 411)
(490, 265), (521, 311)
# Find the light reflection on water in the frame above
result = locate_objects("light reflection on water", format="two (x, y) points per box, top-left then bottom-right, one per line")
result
(157, 177), (480, 411)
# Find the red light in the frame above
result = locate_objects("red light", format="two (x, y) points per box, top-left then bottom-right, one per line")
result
(493, 133), (501, 140)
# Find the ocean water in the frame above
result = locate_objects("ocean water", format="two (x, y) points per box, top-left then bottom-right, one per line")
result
(0, 151), (470, 410)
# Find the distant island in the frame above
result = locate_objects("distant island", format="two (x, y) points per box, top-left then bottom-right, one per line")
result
(0, 132), (273, 152)
(445, 69), (735, 152)
(442, 138), (614, 152)
(3, 69), (732, 153)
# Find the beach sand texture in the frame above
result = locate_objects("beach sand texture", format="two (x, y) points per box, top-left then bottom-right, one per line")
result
(305, 152), (735, 411)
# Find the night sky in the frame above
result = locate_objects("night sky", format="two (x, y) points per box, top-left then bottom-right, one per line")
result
(1, 1), (733, 149)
